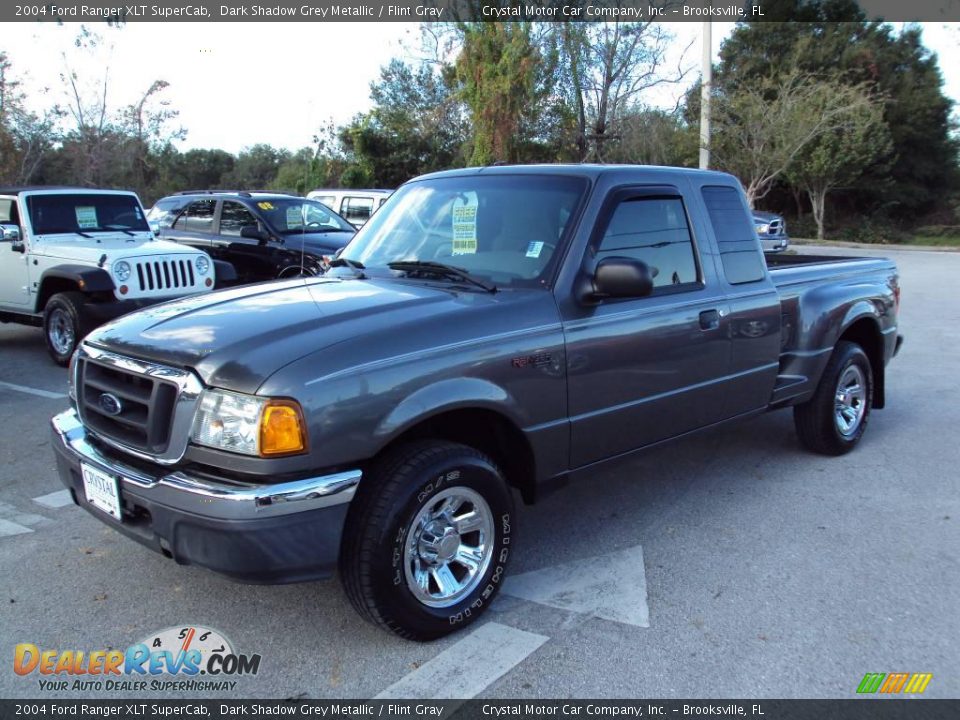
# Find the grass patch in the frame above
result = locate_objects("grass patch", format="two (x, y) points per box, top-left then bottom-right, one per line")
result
(902, 235), (960, 247)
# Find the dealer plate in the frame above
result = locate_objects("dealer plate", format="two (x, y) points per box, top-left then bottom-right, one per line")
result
(81, 462), (122, 521)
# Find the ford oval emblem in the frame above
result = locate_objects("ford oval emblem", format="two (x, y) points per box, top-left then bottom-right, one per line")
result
(98, 393), (123, 416)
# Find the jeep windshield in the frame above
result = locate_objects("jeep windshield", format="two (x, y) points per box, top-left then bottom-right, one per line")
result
(26, 194), (150, 235)
(335, 174), (587, 289)
(256, 198), (355, 235)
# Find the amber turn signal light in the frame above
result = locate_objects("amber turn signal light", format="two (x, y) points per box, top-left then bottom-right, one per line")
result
(259, 400), (307, 456)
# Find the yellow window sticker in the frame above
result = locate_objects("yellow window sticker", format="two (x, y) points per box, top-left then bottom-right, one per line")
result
(451, 195), (478, 256)
(257, 201), (275, 211)
(75, 206), (98, 229)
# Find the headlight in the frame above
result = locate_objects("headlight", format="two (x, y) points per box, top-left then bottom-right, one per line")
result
(113, 261), (131, 282)
(756, 224), (770, 235)
(195, 255), (210, 275)
(191, 389), (306, 457)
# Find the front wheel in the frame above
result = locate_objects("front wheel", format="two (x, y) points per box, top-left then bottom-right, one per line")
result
(794, 341), (873, 455)
(43, 292), (89, 366)
(339, 441), (514, 641)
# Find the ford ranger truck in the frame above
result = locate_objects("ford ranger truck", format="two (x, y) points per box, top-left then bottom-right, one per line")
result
(0, 187), (231, 364)
(50, 166), (902, 640)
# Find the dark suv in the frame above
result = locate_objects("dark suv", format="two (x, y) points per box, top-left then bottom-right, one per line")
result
(149, 191), (356, 284)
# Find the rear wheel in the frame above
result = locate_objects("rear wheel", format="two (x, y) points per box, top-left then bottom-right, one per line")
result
(339, 440), (514, 641)
(794, 341), (873, 455)
(43, 292), (89, 366)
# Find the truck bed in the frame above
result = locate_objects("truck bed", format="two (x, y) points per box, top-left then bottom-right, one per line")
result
(765, 252), (899, 408)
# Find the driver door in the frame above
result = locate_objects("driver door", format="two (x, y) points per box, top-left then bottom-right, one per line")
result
(0, 196), (31, 309)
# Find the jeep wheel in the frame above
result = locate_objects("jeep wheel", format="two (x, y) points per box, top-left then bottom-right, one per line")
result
(794, 340), (873, 456)
(340, 441), (514, 641)
(43, 292), (89, 366)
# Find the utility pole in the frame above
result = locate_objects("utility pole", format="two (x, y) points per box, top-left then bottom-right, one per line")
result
(699, 21), (712, 170)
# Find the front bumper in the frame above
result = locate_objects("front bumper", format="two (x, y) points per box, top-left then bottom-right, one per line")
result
(51, 409), (361, 584)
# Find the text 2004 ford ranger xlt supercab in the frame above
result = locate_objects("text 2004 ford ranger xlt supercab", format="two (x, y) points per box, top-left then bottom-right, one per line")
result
(51, 166), (902, 640)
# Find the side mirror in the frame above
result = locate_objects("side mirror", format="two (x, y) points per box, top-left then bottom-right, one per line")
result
(0, 224), (21, 242)
(240, 225), (269, 244)
(590, 256), (654, 300)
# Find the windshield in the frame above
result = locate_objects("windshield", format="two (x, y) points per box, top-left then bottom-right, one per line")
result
(338, 175), (587, 289)
(255, 198), (355, 235)
(27, 193), (150, 235)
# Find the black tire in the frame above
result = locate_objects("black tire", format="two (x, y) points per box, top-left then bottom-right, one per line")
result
(794, 340), (873, 456)
(340, 440), (515, 641)
(43, 291), (90, 366)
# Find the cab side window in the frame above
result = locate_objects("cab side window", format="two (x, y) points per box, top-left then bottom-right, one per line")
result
(219, 202), (258, 237)
(341, 197), (374, 224)
(701, 186), (766, 285)
(597, 197), (699, 290)
(173, 200), (216, 234)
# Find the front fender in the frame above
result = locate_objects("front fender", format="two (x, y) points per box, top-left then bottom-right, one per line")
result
(40, 265), (114, 294)
(374, 377), (525, 443)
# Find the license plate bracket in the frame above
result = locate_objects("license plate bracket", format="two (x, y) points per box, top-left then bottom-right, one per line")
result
(81, 463), (122, 521)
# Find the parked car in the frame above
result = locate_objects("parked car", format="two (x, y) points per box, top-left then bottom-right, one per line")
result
(150, 191), (356, 284)
(0, 187), (224, 365)
(51, 165), (902, 640)
(754, 210), (790, 252)
(306, 189), (392, 228)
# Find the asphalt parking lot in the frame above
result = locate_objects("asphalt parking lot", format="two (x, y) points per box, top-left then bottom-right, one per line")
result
(0, 245), (957, 700)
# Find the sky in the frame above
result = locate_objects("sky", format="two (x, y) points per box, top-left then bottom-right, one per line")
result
(3, 21), (959, 155)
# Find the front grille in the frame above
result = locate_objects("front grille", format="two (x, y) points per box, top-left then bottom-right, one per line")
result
(767, 219), (782, 235)
(134, 259), (196, 292)
(78, 358), (178, 454)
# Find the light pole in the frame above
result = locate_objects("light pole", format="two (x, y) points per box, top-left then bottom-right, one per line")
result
(699, 21), (712, 170)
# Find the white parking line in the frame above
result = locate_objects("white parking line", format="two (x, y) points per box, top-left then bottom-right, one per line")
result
(0, 518), (34, 537)
(33, 490), (74, 509)
(374, 622), (548, 700)
(0, 381), (67, 400)
(504, 544), (650, 628)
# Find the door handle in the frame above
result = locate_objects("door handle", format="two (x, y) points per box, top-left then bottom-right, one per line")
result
(699, 309), (720, 331)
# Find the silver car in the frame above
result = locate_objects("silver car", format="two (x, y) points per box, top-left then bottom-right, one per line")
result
(754, 210), (789, 252)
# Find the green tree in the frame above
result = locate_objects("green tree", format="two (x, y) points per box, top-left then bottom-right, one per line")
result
(786, 94), (892, 238)
(455, 22), (539, 165)
(714, 4), (959, 217)
(710, 73), (882, 207)
(221, 144), (290, 190)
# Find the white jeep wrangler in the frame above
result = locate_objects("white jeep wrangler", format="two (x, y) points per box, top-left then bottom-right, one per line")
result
(0, 187), (229, 365)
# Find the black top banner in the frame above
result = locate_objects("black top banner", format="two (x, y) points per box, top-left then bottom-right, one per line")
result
(3, 0), (960, 23)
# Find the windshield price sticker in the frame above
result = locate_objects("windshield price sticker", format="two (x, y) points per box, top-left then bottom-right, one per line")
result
(451, 197), (478, 256)
(526, 241), (544, 258)
(75, 206), (98, 229)
(285, 206), (304, 229)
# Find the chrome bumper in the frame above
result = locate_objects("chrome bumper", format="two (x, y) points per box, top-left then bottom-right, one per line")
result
(51, 408), (361, 521)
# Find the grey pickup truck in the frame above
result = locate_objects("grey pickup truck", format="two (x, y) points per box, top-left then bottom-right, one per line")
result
(50, 165), (902, 640)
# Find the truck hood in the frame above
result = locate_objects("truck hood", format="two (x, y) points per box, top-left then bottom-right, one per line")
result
(36, 234), (204, 264)
(85, 277), (482, 393)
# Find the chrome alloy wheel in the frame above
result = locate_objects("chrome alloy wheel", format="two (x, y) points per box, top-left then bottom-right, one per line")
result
(834, 364), (867, 436)
(48, 308), (75, 356)
(404, 487), (495, 608)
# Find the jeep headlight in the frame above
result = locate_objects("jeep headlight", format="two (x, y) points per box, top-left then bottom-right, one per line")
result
(191, 389), (306, 457)
(113, 260), (131, 283)
(195, 255), (210, 275)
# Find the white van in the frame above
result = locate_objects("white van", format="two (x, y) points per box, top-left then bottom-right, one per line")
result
(306, 189), (392, 228)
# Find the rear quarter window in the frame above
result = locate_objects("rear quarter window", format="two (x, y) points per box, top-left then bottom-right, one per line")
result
(701, 186), (766, 285)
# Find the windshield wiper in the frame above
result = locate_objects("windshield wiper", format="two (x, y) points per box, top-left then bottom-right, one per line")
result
(387, 261), (497, 293)
(327, 256), (367, 278)
(95, 225), (137, 236)
(39, 228), (93, 238)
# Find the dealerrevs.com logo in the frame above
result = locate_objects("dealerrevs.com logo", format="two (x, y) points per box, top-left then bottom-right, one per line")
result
(14, 625), (261, 693)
